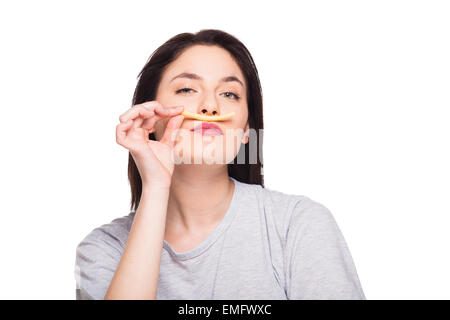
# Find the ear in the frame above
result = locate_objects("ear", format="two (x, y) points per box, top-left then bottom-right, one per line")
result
(241, 122), (250, 144)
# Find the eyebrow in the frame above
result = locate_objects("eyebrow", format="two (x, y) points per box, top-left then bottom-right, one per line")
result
(169, 72), (244, 88)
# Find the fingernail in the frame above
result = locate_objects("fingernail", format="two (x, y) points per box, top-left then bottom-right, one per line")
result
(171, 106), (183, 113)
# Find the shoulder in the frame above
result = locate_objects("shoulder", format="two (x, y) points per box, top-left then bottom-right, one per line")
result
(235, 179), (333, 240)
(76, 213), (134, 257)
(75, 213), (134, 300)
(265, 189), (336, 241)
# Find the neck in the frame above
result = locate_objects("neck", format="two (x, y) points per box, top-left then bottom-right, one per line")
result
(165, 164), (234, 235)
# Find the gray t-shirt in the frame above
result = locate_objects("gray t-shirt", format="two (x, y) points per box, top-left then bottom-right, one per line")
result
(74, 177), (366, 300)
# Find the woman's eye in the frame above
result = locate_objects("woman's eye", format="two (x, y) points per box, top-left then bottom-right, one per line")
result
(223, 92), (240, 100)
(175, 88), (240, 100)
(176, 88), (194, 94)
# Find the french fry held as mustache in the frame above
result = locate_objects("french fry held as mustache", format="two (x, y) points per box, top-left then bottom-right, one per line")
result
(181, 110), (235, 121)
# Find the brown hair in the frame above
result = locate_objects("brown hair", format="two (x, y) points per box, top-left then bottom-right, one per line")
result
(128, 29), (264, 212)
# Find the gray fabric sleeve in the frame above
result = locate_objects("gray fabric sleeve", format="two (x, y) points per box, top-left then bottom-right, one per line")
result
(74, 227), (124, 300)
(284, 198), (366, 300)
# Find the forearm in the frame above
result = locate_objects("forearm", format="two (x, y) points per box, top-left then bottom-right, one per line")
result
(104, 185), (170, 299)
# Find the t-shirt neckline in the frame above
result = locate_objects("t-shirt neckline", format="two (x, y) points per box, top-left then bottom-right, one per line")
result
(163, 176), (242, 261)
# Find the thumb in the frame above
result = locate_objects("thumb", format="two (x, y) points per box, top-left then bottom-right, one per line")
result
(160, 115), (184, 148)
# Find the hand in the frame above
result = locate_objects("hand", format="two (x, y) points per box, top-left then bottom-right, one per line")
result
(115, 101), (184, 188)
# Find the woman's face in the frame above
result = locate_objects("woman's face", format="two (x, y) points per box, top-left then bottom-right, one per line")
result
(154, 44), (249, 165)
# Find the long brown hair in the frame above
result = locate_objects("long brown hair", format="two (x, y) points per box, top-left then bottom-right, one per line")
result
(128, 29), (264, 212)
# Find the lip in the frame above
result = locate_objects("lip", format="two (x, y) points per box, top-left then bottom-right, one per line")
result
(190, 122), (223, 136)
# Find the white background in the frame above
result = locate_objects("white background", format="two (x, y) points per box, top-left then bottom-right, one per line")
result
(0, 0), (449, 299)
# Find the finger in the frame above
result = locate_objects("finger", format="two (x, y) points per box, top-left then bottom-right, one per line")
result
(129, 101), (182, 116)
(116, 119), (133, 146)
(119, 105), (154, 123)
(141, 106), (184, 131)
(141, 115), (161, 132)
(130, 105), (182, 129)
(154, 105), (184, 116)
(139, 100), (164, 110)
(160, 115), (185, 148)
(139, 101), (182, 116)
(133, 116), (144, 129)
(126, 108), (153, 129)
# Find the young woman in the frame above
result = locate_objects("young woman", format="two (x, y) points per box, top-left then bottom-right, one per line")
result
(75, 29), (366, 300)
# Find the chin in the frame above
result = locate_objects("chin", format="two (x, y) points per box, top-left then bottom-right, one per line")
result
(173, 144), (238, 165)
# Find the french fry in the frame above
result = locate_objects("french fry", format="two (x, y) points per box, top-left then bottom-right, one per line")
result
(181, 110), (235, 121)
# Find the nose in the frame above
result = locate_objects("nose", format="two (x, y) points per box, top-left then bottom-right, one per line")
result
(199, 105), (220, 116)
